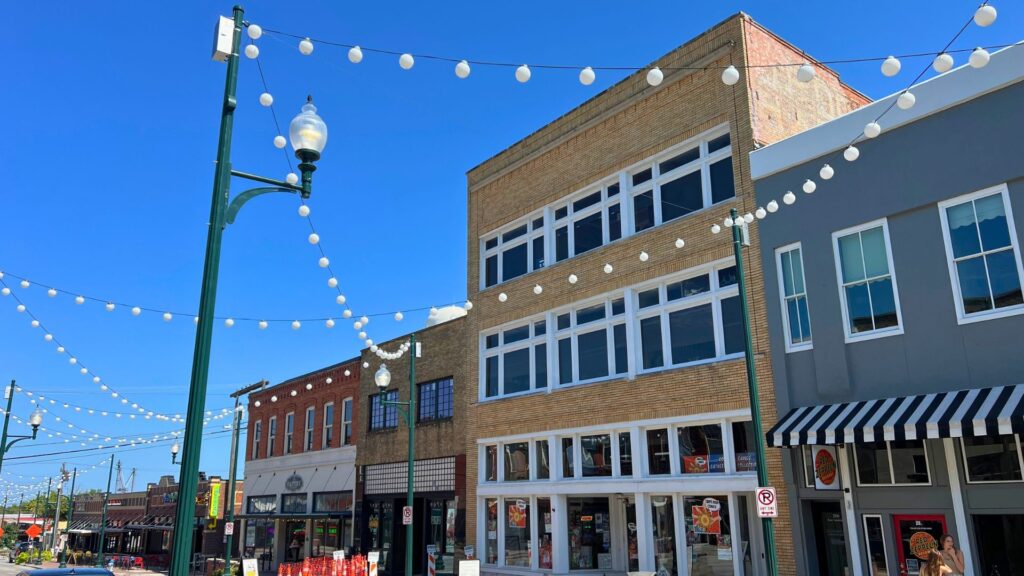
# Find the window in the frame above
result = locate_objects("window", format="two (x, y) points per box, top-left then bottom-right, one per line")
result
(484, 499), (498, 564)
(834, 220), (902, 340)
(484, 445), (497, 482)
(801, 445), (815, 487)
(305, 406), (316, 451)
(313, 491), (352, 513)
(732, 421), (758, 472)
(854, 440), (929, 485)
(503, 442), (530, 481)
(552, 183), (623, 264)
(630, 128), (734, 233)
(267, 417), (277, 457)
(939, 185), (1024, 323)
(619, 432), (633, 476)
(247, 495), (276, 514)
(504, 499), (530, 567)
(342, 398), (353, 445)
(481, 215), (546, 288)
(554, 299), (627, 385)
(962, 435), (1023, 483)
(284, 413), (294, 455)
(282, 493), (308, 514)
(418, 377), (454, 422)
(322, 403), (334, 449)
(777, 243), (812, 351)
(369, 391), (398, 430)
(482, 321), (548, 398)
(580, 434), (612, 477)
(863, 515), (890, 576)
(252, 420), (262, 459)
(562, 437), (575, 478)
(678, 424), (724, 474)
(536, 440), (550, 479)
(647, 429), (671, 475)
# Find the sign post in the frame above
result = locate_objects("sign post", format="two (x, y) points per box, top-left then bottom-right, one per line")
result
(756, 487), (778, 518)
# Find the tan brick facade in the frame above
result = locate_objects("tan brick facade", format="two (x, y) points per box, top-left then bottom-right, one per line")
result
(464, 14), (867, 576)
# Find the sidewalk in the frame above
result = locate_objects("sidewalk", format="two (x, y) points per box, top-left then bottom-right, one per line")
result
(23, 560), (213, 575)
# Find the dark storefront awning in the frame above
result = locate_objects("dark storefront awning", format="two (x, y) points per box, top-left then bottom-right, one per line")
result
(126, 515), (175, 530)
(767, 383), (1024, 447)
(235, 512), (352, 520)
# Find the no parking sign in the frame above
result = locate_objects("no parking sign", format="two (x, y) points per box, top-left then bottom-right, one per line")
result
(756, 487), (778, 518)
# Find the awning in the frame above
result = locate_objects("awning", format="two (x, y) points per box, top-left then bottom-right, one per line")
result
(235, 512), (352, 520)
(767, 384), (1024, 447)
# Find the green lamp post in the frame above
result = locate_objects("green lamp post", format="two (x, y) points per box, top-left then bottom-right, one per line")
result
(169, 6), (328, 576)
(58, 467), (77, 568)
(0, 381), (45, 478)
(373, 334), (418, 576)
(95, 458), (115, 568)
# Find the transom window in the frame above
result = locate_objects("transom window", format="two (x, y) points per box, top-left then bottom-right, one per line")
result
(418, 377), (454, 422)
(833, 220), (902, 341)
(939, 185), (1024, 323)
(853, 440), (929, 486)
(776, 243), (812, 351)
(369, 391), (398, 431)
(478, 125), (734, 289)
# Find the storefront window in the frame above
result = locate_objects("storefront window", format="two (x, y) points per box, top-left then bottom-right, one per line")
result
(568, 497), (611, 570)
(581, 434), (612, 477)
(647, 429), (671, 475)
(504, 442), (530, 481)
(684, 496), (732, 575)
(485, 499), (498, 564)
(536, 440), (550, 479)
(282, 493), (308, 514)
(863, 515), (889, 576)
(962, 435), (1023, 482)
(504, 499), (530, 567)
(651, 496), (676, 576)
(285, 520), (307, 563)
(313, 491), (352, 513)
(619, 432), (633, 476)
(678, 423), (724, 474)
(485, 445), (497, 482)
(247, 495), (277, 514)
(538, 498), (553, 569)
(426, 499), (455, 575)
(562, 438), (575, 478)
(732, 421), (757, 472)
(378, 501), (394, 572)
(312, 518), (340, 557)
(855, 441), (929, 485)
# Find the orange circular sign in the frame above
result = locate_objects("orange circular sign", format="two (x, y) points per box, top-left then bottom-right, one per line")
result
(25, 524), (41, 539)
(814, 449), (837, 486)
(910, 531), (938, 560)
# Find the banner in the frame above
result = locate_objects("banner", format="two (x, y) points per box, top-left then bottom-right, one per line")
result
(209, 483), (222, 518)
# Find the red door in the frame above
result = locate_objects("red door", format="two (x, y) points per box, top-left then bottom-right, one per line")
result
(893, 514), (947, 576)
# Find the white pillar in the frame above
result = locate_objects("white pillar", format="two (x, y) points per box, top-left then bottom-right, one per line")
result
(837, 446), (864, 576)
(943, 438), (974, 576)
(552, 494), (570, 573)
(728, 494), (742, 576)
(635, 492), (654, 572)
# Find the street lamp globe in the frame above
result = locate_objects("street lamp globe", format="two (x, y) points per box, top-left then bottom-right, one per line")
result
(171, 442), (180, 456)
(289, 96), (328, 162)
(374, 364), (392, 390)
(29, 408), (43, 429)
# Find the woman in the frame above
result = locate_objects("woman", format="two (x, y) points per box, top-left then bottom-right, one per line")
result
(939, 534), (965, 575)
(920, 550), (952, 576)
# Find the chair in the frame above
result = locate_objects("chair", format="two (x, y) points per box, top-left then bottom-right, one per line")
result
(134, 556), (145, 569)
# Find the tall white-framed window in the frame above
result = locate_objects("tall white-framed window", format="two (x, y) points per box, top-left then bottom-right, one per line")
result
(252, 420), (262, 459)
(284, 412), (294, 455)
(552, 181), (623, 264)
(553, 297), (628, 386)
(634, 263), (742, 372)
(322, 402), (334, 449)
(482, 318), (548, 399)
(832, 219), (903, 342)
(629, 128), (734, 234)
(852, 440), (930, 486)
(342, 398), (353, 445)
(938, 184), (1024, 324)
(960, 434), (1023, 483)
(862, 514), (890, 576)
(481, 213), (545, 289)
(776, 243), (812, 352)
(305, 406), (316, 451)
(267, 416), (277, 457)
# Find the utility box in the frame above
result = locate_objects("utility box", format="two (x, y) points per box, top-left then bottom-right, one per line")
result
(212, 15), (234, 62)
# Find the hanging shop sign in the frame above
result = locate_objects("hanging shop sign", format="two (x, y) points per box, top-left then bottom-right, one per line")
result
(285, 473), (304, 492)
(813, 445), (840, 490)
(208, 483), (222, 519)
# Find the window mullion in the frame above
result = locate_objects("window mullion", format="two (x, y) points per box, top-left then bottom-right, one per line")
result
(624, 288), (638, 378)
(620, 172), (634, 237)
(712, 294), (726, 358)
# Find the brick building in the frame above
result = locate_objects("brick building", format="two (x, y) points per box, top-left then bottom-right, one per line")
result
(464, 13), (867, 576)
(240, 358), (361, 571)
(355, 310), (468, 576)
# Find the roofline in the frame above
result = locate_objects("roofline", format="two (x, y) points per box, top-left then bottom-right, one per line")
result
(253, 356), (362, 396)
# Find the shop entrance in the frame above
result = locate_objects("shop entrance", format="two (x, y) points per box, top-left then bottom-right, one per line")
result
(973, 514), (1024, 575)
(568, 497), (611, 570)
(810, 501), (848, 576)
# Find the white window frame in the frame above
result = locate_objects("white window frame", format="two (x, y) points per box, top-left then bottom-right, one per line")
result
(283, 412), (294, 455)
(305, 406), (315, 452)
(832, 218), (904, 343)
(852, 440), (932, 487)
(937, 184), (1024, 325)
(862, 514), (891, 576)
(551, 180), (623, 263)
(480, 318), (548, 401)
(341, 397), (353, 445)
(552, 296), (628, 388)
(801, 445), (815, 488)
(267, 416), (277, 457)
(960, 434), (1024, 484)
(322, 402), (334, 449)
(776, 242), (813, 352)
(480, 212), (546, 289)
(252, 420), (262, 459)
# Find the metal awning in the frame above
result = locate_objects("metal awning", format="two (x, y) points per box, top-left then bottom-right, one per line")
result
(235, 512), (352, 520)
(767, 383), (1024, 447)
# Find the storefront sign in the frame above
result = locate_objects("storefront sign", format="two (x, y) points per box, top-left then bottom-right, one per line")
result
(894, 515), (947, 574)
(692, 503), (722, 535)
(208, 483), (222, 519)
(242, 558), (258, 576)
(285, 473), (304, 492)
(682, 454), (726, 474)
(507, 504), (527, 529)
(463, 545), (474, 560)
(813, 446), (840, 491)
(247, 495), (276, 514)
(245, 524), (256, 547)
(756, 487), (778, 518)
(459, 560), (479, 576)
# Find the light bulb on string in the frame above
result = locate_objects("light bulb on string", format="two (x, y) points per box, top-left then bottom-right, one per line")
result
(755, 207), (767, 219)
(974, 5), (997, 27)
(783, 191), (797, 205)
(47, 288), (56, 297)
(863, 122), (882, 139)
(20, 280), (29, 288)
(933, 53), (954, 73)
(969, 48), (990, 69)
(327, 277), (338, 288)
(796, 63), (816, 82)
(881, 56), (901, 77)
(603, 264), (613, 274)
(819, 165), (834, 180)
(318, 257), (330, 268)
(244, 45), (259, 59)
(246, 24), (262, 39)
(498, 293), (508, 303)
(299, 38), (314, 55)
(75, 296), (85, 305)
(455, 60), (471, 79)
(325, 319), (335, 328)
(308, 233), (320, 244)
(464, 301), (473, 310)
(897, 92), (916, 110)
(844, 146), (860, 162)
(675, 238), (685, 249)
(399, 53), (414, 70)
(721, 65), (740, 85)
(336, 294), (346, 305)
(291, 320), (301, 330)
(579, 67), (595, 86)
(767, 200), (779, 213)
(298, 205), (310, 217)
(639, 252), (649, 262)
(515, 65), (531, 83)
(533, 285), (543, 295)
(286, 173), (299, 185)
(259, 93), (273, 107)
(394, 312), (404, 321)
(646, 67), (663, 87)
(711, 224), (721, 234)
(348, 46), (363, 63)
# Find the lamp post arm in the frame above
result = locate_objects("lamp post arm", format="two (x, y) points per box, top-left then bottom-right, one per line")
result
(224, 186), (301, 226)
(4, 432), (38, 455)
(229, 170), (304, 191)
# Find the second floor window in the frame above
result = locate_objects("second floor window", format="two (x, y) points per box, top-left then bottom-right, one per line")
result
(342, 398), (353, 445)
(284, 413), (294, 454)
(553, 182), (622, 263)
(482, 218), (545, 288)
(323, 402), (334, 448)
(833, 220), (902, 341)
(267, 417), (277, 457)
(370, 391), (398, 431)
(418, 378), (454, 422)
(252, 420), (262, 459)
(777, 243), (812, 351)
(305, 407), (315, 451)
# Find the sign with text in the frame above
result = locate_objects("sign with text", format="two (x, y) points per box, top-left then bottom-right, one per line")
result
(402, 506), (413, 525)
(458, 560), (480, 576)
(813, 445), (840, 491)
(208, 483), (222, 518)
(332, 550), (345, 562)
(242, 558), (258, 576)
(224, 521), (234, 536)
(756, 487), (778, 518)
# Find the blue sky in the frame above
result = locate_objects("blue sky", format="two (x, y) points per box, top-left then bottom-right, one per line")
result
(0, 1), (1019, 492)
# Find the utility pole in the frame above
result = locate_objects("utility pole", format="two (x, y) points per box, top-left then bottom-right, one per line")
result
(95, 458), (115, 567)
(224, 380), (266, 575)
(35, 477), (52, 564)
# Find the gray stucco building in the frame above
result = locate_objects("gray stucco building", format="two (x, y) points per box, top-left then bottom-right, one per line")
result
(750, 45), (1024, 576)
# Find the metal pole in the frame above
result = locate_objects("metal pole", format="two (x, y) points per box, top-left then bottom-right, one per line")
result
(36, 478), (51, 564)
(51, 468), (65, 561)
(0, 381), (16, 478)
(223, 404), (243, 574)
(96, 458), (115, 567)
(59, 468), (77, 568)
(730, 207), (777, 576)
(1, 493), (7, 540)
(170, 6), (243, 576)
(405, 334), (416, 576)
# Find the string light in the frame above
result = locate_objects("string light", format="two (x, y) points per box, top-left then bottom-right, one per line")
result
(455, 60), (471, 79)
(896, 91), (916, 110)
(399, 53), (415, 70)
(348, 46), (363, 63)
(969, 47), (990, 68)
(881, 56), (901, 77)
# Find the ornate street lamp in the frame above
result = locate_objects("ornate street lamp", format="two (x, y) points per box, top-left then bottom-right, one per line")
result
(0, 381), (44, 478)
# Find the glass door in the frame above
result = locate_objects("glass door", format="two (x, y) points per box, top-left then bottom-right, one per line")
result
(425, 499), (454, 575)
(284, 520), (306, 563)
(810, 501), (848, 576)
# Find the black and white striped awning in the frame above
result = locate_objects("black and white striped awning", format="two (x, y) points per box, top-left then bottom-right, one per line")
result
(767, 384), (1024, 447)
